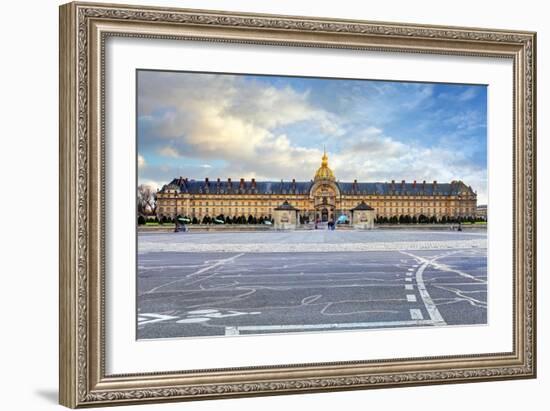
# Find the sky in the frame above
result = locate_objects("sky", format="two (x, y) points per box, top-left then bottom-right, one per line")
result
(137, 70), (488, 203)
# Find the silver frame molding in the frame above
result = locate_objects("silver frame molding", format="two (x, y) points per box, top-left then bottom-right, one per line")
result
(59, 2), (537, 408)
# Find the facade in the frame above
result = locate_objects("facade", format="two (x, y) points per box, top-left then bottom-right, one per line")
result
(273, 201), (300, 230)
(350, 201), (376, 229)
(476, 205), (488, 221)
(155, 152), (477, 223)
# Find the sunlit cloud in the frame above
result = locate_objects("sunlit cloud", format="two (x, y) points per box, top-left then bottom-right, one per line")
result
(137, 71), (487, 203)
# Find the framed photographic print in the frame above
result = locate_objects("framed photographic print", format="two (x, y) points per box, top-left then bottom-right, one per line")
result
(59, 1), (537, 408)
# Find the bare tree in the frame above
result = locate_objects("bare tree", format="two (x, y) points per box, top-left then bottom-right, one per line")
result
(137, 184), (156, 216)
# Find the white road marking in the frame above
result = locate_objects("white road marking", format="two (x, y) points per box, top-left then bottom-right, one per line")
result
(301, 294), (323, 305)
(187, 309), (217, 315)
(406, 272), (413, 276)
(405, 278), (413, 282)
(401, 251), (447, 326)
(225, 319), (439, 335)
(138, 313), (178, 325)
(406, 294), (417, 302)
(407, 268), (414, 271)
(143, 253), (245, 294)
(176, 317), (210, 323)
(225, 326), (239, 336)
(198, 310), (261, 319)
(405, 284), (414, 290)
(409, 309), (424, 320)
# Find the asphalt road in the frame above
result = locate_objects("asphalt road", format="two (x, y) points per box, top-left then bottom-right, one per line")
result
(137, 246), (487, 339)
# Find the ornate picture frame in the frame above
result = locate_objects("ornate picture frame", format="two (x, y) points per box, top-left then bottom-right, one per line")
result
(59, 1), (536, 408)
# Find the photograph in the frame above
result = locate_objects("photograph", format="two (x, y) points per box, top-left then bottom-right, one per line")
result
(56, 2), (536, 407)
(136, 70), (488, 340)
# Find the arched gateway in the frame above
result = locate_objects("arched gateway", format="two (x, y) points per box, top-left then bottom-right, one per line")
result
(309, 150), (341, 223)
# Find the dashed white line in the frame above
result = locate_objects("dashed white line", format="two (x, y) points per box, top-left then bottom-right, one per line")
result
(405, 284), (414, 290)
(401, 251), (447, 326)
(405, 278), (413, 282)
(409, 309), (424, 320)
(406, 294), (417, 302)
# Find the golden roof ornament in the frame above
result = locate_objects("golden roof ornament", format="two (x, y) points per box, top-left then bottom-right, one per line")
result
(314, 147), (336, 182)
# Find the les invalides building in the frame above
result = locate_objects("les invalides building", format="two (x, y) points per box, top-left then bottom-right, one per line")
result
(155, 151), (477, 223)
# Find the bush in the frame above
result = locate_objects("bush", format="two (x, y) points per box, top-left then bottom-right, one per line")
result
(137, 215), (146, 225)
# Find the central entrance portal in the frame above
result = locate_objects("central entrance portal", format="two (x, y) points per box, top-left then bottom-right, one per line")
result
(321, 208), (329, 222)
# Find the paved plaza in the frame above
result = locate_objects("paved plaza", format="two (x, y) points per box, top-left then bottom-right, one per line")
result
(137, 229), (487, 339)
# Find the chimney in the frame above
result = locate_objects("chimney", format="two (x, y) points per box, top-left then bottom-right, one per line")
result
(240, 178), (245, 188)
(217, 177), (220, 183)
(422, 180), (426, 191)
(252, 178), (256, 188)
(413, 180), (416, 188)
(205, 177), (209, 185)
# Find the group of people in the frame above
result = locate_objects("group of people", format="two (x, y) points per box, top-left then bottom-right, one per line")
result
(314, 219), (336, 230)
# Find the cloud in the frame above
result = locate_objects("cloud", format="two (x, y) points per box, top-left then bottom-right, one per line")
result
(137, 72), (487, 203)
(331, 130), (487, 203)
(137, 154), (146, 169)
(400, 84), (434, 110)
(138, 71), (341, 180)
(157, 146), (180, 158)
(457, 87), (478, 102)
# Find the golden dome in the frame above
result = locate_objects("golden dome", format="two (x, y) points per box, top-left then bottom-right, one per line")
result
(314, 150), (335, 181)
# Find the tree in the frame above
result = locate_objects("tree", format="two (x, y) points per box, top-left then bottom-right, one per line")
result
(192, 216), (198, 224)
(247, 215), (254, 224)
(137, 184), (157, 216)
(412, 215), (418, 224)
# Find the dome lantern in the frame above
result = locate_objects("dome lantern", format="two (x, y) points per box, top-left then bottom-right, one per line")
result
(314, 148), (335, 182)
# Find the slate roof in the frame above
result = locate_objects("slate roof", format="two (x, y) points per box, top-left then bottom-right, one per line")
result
(161, 178), (474, 196)
(274, 200), (299, 211)
(351, 201), (374, 211)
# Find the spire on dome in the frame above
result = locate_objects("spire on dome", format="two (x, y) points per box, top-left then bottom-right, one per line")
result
(314, 149), (335, 182)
